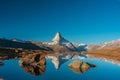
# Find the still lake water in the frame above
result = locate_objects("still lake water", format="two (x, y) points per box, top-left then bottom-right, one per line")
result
(0, 57), (120, 80)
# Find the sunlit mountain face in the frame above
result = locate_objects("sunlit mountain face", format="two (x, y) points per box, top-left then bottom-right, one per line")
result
(43, 32), (87, 52)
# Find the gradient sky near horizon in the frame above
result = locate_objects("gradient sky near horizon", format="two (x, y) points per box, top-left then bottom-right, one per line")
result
(0, 0), (120, 44)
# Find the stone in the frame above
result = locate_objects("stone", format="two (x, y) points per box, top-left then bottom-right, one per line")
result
(19, 53), (46, 76)
(68, 61), (96, 74)
(0, 62), (4, 66)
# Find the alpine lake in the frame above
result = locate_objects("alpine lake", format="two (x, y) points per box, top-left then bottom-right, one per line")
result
(0, 53), (120, 80)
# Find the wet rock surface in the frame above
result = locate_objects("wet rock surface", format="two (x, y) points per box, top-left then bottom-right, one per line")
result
(19, 53), (46, 76)
(68, 61), (96, 74)
(0, 62), (4, 66)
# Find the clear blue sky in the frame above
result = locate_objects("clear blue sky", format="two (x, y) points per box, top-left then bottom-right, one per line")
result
(0, 0), (120, 44)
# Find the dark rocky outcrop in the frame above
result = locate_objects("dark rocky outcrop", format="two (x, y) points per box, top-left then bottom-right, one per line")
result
(68, 61), (96, 74)
(0, 47), (53, 60)
(0, 39), (49, 50)
(0, 47), (23, 60)
(19, 53), (46, 76)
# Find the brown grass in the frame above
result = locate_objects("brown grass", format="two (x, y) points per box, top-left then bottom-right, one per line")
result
(83, 48), (120, 62)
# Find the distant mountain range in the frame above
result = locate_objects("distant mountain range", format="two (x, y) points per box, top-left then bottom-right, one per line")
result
(0, 38), (51, 51)
(87, 39), (120, 50)
(1, 32), (120, 52)
(43, 32), (89, 52)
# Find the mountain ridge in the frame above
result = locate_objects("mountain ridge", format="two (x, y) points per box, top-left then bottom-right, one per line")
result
(1, 32), (120, 52)
(43, 32), (78, 52)
(87, 39), (120, 50)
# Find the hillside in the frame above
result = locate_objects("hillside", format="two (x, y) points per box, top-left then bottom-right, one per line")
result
(87, 39), (120, 50)
(0, 38), (50, 50)
(84, 48), (120, 62)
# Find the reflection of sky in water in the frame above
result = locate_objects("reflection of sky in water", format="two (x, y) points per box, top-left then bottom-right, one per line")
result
(0, 58), (120, 80)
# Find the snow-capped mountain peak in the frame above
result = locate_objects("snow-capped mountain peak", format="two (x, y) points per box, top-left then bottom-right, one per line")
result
(87, 38), (120, 50)
(44, 32), (77, 51)
(52, 32), (61, 42)
(52, 32), (69, 45)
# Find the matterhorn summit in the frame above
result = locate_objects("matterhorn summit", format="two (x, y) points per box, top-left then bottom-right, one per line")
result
(52, 32), (70, 45)
(44, 32), (77, 51)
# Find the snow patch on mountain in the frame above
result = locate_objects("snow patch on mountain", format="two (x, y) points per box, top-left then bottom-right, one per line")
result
(73, 43), (87, 51)
(12, 38), (32, 43)
(44, 32), (77, 51)
(87, 39), (120, 50)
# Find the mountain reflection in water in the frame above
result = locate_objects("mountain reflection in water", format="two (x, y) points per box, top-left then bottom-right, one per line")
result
(0, 52), (120, 80)
(18, 52), (93, 76)
(46, 53), (87, 69)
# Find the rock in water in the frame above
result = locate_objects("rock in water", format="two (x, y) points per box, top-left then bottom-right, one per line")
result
(19, 53), (46, 76)
(68, 61), (95, 74)
(0, 62), (4, 66)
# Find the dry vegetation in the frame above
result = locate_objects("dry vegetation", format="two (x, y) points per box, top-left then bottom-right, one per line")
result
(83, 48), (120, 62)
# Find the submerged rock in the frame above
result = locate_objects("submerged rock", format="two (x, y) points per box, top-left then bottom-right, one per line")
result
(0, 62), (4, 66)
(68, 61), (96, 74)
(19, 53), (46, 76)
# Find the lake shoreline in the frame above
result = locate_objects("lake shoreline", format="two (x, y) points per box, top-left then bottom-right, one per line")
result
(86, 54), (120, 66)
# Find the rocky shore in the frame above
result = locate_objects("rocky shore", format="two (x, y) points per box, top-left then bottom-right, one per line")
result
(0, 47), (53, 60)
(19, 53), (46, 76)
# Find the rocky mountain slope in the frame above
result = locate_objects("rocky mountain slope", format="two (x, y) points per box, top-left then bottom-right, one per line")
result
(0, 38), (50, 51)
(87, 39), (120, 50)
(44, 32), (77, 51)
(73, 43), (87, 51)
(43, 32), (87, 52)
(2, 32), (120, 52)
(0, 33), (88, 52)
